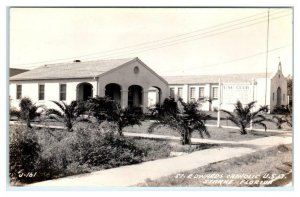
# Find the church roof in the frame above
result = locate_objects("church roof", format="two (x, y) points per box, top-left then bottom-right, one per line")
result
(163, 73), (274, 84)
(10, 58), (136, 81)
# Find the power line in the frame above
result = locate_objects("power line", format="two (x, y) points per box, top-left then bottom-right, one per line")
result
(12, 9), (290, 68)
(29, 12), (291, 69)
(18, 12), (291, 70)
(81, 13), (291, 60)
(77, 9), (287, 59)
(13, 9), (281, 67)
(62, 11), (291, 61)
(159, 44), (291, 74)
(14, 10), (290, 68)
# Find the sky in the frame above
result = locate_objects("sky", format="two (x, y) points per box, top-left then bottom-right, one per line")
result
(9, 7), (293, 76)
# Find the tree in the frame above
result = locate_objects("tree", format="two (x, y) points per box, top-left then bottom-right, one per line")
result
(87, 96), (144, 135)
(46, 100), (86, 132)
(221, 100), (271, 135)
(148, 98), (210, 145)
(109, 105), (144, 135)
(272, 105), (292, 129)
(18, 97), (42, 128)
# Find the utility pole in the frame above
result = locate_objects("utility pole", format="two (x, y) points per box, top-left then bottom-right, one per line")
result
(217, 78), (221, 128)
(264, 8), (270, 105)
(250, 78), (255, 130)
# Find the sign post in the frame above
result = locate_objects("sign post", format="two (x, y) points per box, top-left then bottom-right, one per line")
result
(250, 78), (255, 130)
(217, 78), (221, 128)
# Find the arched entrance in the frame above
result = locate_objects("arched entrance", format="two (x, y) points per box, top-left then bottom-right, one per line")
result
(277, 87), (282, 106)
(148, 86), (161, 107)
(105, 83), (121, 103)
(77, 82), (93, 101)
(128, 85), (143, 108)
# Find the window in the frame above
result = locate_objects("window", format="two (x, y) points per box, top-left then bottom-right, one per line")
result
(16, 85), (22, 99)
(273, 92), (275, 101)
(59, 84), (67, 101)
(170, 88), (175, 98)
(283, 94), (285, 102)
(178, 87), (183, 98)
(212, 87), (218, 99)
(38, 84), (45, 100)
(190, 87), (196, 101)
(199, 87), (204, 101)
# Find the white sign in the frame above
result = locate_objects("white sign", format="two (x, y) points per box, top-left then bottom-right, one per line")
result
(222, 84), (253, 104)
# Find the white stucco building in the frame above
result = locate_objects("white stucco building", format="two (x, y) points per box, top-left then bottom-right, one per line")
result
(163, 61), (288, 112)
(9, 57), (169, 111)
(9, 57), (288, 112)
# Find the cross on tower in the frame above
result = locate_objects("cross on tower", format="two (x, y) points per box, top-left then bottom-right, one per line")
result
(278, 57), (282, 71)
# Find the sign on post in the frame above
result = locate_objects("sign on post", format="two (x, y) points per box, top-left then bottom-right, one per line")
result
(222, 83), (252, 104)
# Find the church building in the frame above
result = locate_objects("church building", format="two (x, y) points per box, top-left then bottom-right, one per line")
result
(163, 61), (287, 112)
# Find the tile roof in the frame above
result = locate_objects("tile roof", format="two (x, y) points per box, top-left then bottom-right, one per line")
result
(10, 58), (136, 80)
(163, 73), (274, 84)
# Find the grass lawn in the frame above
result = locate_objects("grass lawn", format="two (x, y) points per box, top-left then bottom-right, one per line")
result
(205, 111), (290, 130)
(11, 118), (285, 142)
(11, 114), (287, 144)
(138, 144), (292, 187)
(123, 120), (284, 142)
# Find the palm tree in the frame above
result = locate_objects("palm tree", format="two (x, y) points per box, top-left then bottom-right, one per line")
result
(18, 97), (42, 128)
(221, 100), (271, 135)
(88, 96), (144, 135)
(148, 98), (210, 145)
(110, 105), (144, 135)
(272, 105), (292, 129)
(46, 100), (86, 132)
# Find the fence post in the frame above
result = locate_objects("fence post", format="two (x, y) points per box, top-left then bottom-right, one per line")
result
(217, 78), (221, 128)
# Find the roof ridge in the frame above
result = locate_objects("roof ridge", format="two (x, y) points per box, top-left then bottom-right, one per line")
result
(36, 57), (136, 68)
(163, 72), (274, 77)
(10, 57), (137, 80)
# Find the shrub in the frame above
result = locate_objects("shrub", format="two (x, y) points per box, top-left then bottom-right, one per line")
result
(272, 105), (291, 115)
(272, 105), (292, 129)
(28, 124), (146, 182)
(9, 125), (41, 184)
(9, 108), (20, 120)
(10, 123), (148, 184)
(73, 125), (145, 168)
